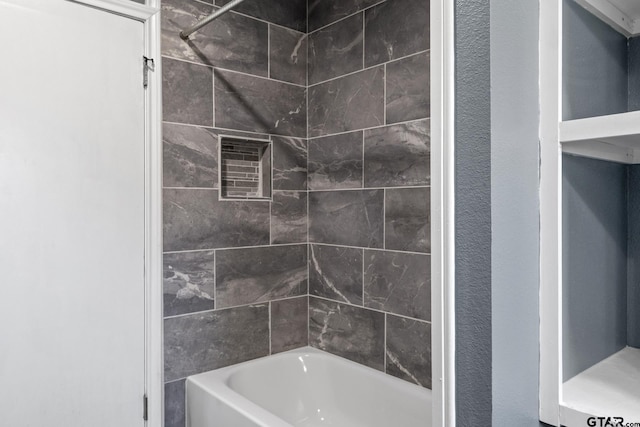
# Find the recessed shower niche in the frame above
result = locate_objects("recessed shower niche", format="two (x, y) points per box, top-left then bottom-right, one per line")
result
(219, 136), (272, 200)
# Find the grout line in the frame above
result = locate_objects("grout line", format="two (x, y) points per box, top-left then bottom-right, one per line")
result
(213, 250), (217, 310)
(163, 242), (308, 255)
(163, 294), (309, 320)
(309, 294), (432, 325)
(212, 70), (216, 128)
(362, 248), (365, 305)
(268, 301), (273, 355)
(307, 242), (430, 257)
(267, 24), (271, 79)
(308, 117), (430, 140)
(361, 131), (365, 188)
(307, 49), (430, 88)
(306, 0), (387, 36)
(307, 185), (430, 192)
(384, 313), (387, 371)
(383, 63), (387, 125)
(383, 189), (386, 249)
(161, 55), (307, 89)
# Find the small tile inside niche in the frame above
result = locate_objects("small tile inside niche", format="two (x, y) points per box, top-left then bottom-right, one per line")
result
(219, 136), (272, 200)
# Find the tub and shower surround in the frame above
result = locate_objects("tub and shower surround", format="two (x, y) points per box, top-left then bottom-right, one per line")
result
(160, 1), (309, 426)
(306, 0), (432, 390)
(161, 0), (431, 425)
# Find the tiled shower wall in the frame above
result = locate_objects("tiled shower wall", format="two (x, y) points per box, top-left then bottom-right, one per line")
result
(306, 0), (431, 387)
(162, 0), (430, 425)
(160, 1), (309, 426)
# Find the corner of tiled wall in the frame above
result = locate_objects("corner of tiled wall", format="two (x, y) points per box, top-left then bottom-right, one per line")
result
(306, 0), (432, 389)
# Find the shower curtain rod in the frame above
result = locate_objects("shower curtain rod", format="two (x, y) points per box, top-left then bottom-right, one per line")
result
(180, 0), (247, 40)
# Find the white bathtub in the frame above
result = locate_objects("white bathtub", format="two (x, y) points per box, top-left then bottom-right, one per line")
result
(186, 346), (432, 427)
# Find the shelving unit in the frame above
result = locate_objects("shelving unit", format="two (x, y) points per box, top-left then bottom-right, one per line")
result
(560, 111), (640, 163)
(561, 347), (640, 425)
(540, 1), (640, 426)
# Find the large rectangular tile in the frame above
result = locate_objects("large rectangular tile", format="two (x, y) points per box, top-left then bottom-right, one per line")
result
(385, 187), (430, 253)
(364, 250), (430, 320)
(308, 67), (384, 137)
(308, 0), (382, 32)
(309, 244), (363, 305)
(386, 52), (430, 123)
(309, 297), (384, 370)
(308, 131), (363, 190)
(164, 251), (215, 317)
(163, 189), (270, 251)
(386, 315), (431, 388)
(270, 26), (307, 86)
(273, 137), (307, 191)
(164, 304), (269, 381)
(364, 120), (430, 187)
(161, 0), (268, 76)
(215, 70), (307, 138)
(271, 191), (308, 244)
(216, 245), (308, 308)
(271, 297), (308, 354)
(364, 0), (429, 67)
(163, 123), (218, 188)
(308, 13), (364, 85)
(164, 379), (185, 427)
(163, 58), (213, 127)
(215, 0), (307, 32)
(309, 190), (384, 248)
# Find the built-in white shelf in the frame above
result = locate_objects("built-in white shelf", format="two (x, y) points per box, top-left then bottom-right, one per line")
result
(560, 111), (640, 164)
(560, 347), (640, 426)
(575, 0), (640, 36)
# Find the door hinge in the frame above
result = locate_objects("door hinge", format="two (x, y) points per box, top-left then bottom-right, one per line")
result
(143, 56), (155, 89)
(143, 394), (148, 421)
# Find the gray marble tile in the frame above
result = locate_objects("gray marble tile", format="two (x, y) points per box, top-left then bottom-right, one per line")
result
(309, 190), (383, 248)
(385, 187), (430, 253)
(386, 315), (431, 388)
(386, 52), (430, 123)
(364, 0), (429, 67)
(308, 0), (382, 32)
(364, 250), (430, 320)
(163, 251), (215, 317)
(308, 67), (384, 137)
(308, 132), (363, 190)
(273, 137), (307, 191)
(163, 123), (218, 188)
(308, 13), (364, 85)
(271, 191), (308, 244)
(215, 70), (307, 138)
(271, 297), (309, 354)
(216, 245), (308, 308)
(165, 379), (185, 427)
(309, 297), (384, 370)
(163, 58), (213, 127)
(270, 26), (307, 86)
(164, 304), (269, 382)
(309, 244), (363, 305)
(364, 120), (430, 187)
(215, 0), (307, 32)
(163, 189), (269, 251)
(161, 0), (268, 76)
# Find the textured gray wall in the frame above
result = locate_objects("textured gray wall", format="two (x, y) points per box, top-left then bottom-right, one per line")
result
(628, 37), (640, 111)
(454, 0), (492, 425)
(563, 0), (628, 120)
(628, 165), (640, 347)
(490, 0), (541, 425)
(562, 155), (628, 381)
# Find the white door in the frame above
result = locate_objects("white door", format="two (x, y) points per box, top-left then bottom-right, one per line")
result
(0, 1), (147, 426)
